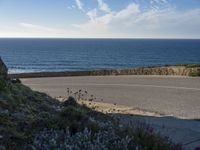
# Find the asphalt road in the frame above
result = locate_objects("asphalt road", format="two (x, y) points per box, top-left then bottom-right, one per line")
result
(21, 75), (200, 119)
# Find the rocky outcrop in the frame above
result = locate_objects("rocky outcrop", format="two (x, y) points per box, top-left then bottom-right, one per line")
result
(0, 57), (8, 77)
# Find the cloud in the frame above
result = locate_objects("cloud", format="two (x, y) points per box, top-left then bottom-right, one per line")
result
(19, 23), (55, 31)
(150, 0), (170, 10)
(150, 0), (168, 4)
(19, 23), (40, 28)
(67, 5), (75, 10)
(79, 3), (140, 25)
(19, 22), (80, 35)
(75, 0), (84, 11)
(97, 0), (111, 13)
(72, 2), (200, 38)
(115, 3), (140, 19)
(72, 3), (140, 37)
(86, 9), (97, 20)
(18, 22), (80, 37)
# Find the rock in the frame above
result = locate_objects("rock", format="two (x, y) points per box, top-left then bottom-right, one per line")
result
(11, 112), (26, 120)
(0, 57), (8, 78)
(0, 145), (6, 150)
(0, 109), (9, 116)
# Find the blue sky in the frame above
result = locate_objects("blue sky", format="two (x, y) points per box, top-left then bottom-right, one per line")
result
(0, 0), (200, 38)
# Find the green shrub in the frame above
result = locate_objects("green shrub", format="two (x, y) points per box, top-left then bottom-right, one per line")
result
(11, 78), (21, 84)
(58, 106), (90, 133)
(87, 122), (100, 133)
(63, 96), (77, 107)
(0, 76), (7, 92)
(60, 106), (88, 122)
(189, 70), (200, 77)
(175, 64), (200, 68)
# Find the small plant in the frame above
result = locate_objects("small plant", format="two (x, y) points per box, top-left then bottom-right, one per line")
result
(63, 96), (77, 106)
(0, 76), (7, 92)
(189, 70), (200, 77)
(11, 78), (21, 84)
(60, 106), (88, 122)
(175, 64), (200, 68)
(33, 127), (135, 150)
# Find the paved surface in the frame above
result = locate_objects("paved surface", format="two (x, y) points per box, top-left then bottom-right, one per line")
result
(21, 75), (200, 149)
(116, 114), (200, 150)
(21, 75), (200, 119)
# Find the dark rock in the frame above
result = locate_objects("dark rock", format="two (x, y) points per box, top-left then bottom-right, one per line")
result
(11, 112), (26, 120)
(0, 57), (8, 78)
(0, 109), (9, 116)
(0, 145), (6, 150)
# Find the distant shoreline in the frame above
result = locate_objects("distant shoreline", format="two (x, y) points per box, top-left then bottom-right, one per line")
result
(9, 64), (200, 78)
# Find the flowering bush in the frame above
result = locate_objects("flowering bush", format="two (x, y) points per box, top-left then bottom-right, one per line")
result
(33, 127), (141, 150)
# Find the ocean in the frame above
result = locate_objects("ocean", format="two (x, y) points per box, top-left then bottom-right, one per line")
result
(0, 38), (200, 73)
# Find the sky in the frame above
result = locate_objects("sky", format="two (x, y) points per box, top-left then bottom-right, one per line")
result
(0, 0), (200, 38)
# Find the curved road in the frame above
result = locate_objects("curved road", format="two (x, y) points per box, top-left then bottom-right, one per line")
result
(21, 75), (200, 119)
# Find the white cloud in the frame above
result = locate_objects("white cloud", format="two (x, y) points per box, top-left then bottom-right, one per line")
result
(86, 9), (97, 20)
(115, 3), (140, 19)
(17, 22), (81, 37)
(19, 23), (56, 32)
(150, 0), (168, 4)
(72, 3), (140, 37)
(72, 2), (200, 38)
(150, 0), (170, 10)
(19, 23), (40, 28)
(97, 0), (111, 13)
(75, 0), (84, 11)
(67, 5), (75, 9)
(74, 3), (140, 27)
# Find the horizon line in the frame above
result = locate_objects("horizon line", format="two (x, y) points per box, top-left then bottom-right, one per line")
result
(0, 37), (200, 40)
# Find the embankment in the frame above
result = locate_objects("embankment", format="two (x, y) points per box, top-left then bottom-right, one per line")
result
(9, 65), (200, 78)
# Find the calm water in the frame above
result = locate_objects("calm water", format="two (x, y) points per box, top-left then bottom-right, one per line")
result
(0, 38), (200, 73)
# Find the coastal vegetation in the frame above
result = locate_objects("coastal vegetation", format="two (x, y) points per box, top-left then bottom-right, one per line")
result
(9, 64), (200, 79)
(189, 70), (200, 77)
(0, 59), (182, 150)
(174, 64), (200, 68)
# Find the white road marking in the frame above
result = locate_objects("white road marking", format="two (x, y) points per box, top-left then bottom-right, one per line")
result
(24, 83), (200, 91)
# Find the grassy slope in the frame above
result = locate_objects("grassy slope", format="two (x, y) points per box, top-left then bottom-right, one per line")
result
(0, 76), (182, 150)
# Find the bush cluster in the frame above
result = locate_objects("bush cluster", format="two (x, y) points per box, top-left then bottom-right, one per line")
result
(189, 70), (200, 77)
